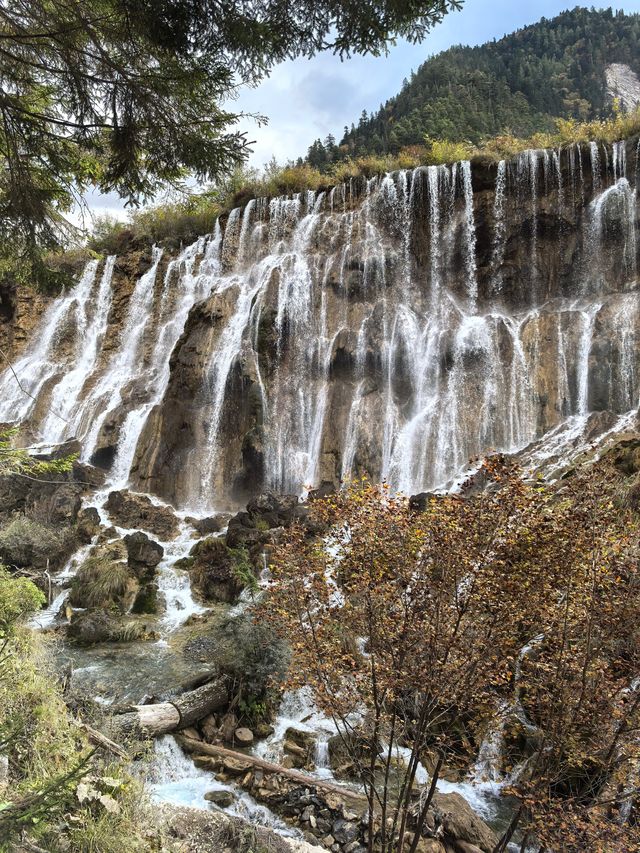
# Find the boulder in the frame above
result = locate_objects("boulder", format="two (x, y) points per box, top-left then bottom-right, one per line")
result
(204, 790), (235, 808)
(234, 727), (254, 746)
(124, 530), (164, 572)
(77, 507), (101, 543)
(186, 514), (230, 536)
(0, 515), (75, 571)
(246, 492), (301, 527)
(188, 537), (247, 603)
(67, 610), (116, 644)
(68, 538), (135, 611)
(131, 582), (160, 615)
(105, 490), (179, 539)
(48, 483), (83, 523)
(432, 792), (498, 853)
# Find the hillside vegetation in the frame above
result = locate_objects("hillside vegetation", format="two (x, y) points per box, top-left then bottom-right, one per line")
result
(90, 106), (640, 255)
(307, 6), (640, 169)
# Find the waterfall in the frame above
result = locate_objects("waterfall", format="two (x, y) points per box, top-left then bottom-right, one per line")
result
(0, 260), (100, 427)
(39, 257), (116, 443)
(1, 140), (639, 510)
(79, 247), (164, 461)
(491, 160), (507, 292)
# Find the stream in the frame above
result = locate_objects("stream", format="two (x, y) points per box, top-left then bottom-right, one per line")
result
(30, 483), (523, 847)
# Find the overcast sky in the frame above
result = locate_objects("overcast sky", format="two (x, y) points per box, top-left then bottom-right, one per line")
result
(90, 0), (640, 221)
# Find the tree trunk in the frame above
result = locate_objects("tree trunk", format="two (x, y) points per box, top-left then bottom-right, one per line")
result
(110, 676), (231, 739)
(177, 735), (369, 813)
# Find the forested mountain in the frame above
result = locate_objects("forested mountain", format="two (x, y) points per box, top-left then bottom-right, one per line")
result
(307, 7), (640, 167)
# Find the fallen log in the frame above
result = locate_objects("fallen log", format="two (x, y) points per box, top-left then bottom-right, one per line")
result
(76, 721), (128, 759)
(176, 735), (368, 813)
(110, 676), (231, 739)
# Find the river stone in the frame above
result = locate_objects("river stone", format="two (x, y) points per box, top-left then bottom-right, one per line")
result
(204, 790), (235, 808)
(221, 756), (252, 776)
(124, 530), (164, 569)
(255, 722), (275, 739)
(234, 727), (254, 746)
(186, 514), (230, 536)
(331, 819), (359, 846)
(431, 791), (498, 852)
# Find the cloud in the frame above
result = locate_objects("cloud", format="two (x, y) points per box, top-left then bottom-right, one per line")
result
(84, 0), (640, 213)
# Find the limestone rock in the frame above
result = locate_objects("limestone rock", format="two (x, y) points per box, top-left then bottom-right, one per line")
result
(67, 610), (116, 645)
(204, 790), (235, 808)
(105, 490), (179, 539)
(234, 727), (254, 746)
(124, 530), (164, 572)
(77, 507), (101, 543)
(186, 514), (230, 536)
(188, 537), (246, 603)
(432, 792), (498, 853)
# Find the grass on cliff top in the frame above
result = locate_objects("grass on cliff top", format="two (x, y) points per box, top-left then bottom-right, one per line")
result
(87, 105), (640, 255)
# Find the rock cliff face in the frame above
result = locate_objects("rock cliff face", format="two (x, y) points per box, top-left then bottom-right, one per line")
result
(1, 139), (639, 511)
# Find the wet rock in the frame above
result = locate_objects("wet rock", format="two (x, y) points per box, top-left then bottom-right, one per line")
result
(131, 581), (160, 615)
(124, 530), (164, 572)
(331, 819), (359, 846)
(77, 507), (101, 543)
(188, 537), (247, 603)
(255, 722), (275, 739)
(246, 492), (301, 527)
(432, 791), (498, 853)
(234, 727), (254, 746)
(204, 790), (235, 808)
(105, 490), (179, 539)
(327, 731), (372, 780)
(221, 755), (252, 776)
(72, 461), (107, 488)
(186, 514), (230, 536)
(67, 610), (116, 644)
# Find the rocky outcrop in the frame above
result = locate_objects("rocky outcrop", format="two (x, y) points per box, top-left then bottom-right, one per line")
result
(183, 536), (246, 604)
(105, 490), (179, 539)
(124, 531), (164, 573)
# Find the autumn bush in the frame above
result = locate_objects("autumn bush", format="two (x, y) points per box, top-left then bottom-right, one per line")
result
(261, 458), (640, 853)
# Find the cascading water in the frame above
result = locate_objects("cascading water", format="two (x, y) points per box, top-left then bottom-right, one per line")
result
(1, 139), (639, 512)
(9, 137), (640, 848)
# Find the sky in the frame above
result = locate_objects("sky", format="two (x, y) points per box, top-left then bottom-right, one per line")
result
(90, 0), (640, 221)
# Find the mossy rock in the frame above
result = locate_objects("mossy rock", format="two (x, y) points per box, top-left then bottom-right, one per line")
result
(131, 582), (160, 615)
(188, 537), (250, 603)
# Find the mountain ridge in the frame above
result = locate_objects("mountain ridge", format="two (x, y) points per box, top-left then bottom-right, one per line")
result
(306, 6), (640, 168)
